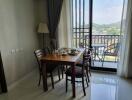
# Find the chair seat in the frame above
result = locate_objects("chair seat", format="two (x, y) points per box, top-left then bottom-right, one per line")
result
(76, 59), (89, 67)
(65, 66), (85, 78)
(76, 59), (83, 66)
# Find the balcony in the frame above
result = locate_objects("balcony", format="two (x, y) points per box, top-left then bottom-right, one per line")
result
(73, 34), (120, 69)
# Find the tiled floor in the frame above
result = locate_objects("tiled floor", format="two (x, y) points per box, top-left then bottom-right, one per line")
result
(0, 70), (132, 100)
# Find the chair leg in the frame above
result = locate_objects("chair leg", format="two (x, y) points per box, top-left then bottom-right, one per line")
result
(88, 66), (91, 77)
(88, 59), (92, 76)
(89, 70), (91, 77)
(85, 66), (90, 82)
(57, 67), (61, 81)
(66, 75), (68, 92)
(92, 59), (94, 67)
(65, 65), (68, 71)
(115, 56), (117, 63)
(85, 75), (89, 87)
(61, 65), (64, 79)
(50, 72), (54, 89)
(82, 76), (86, 96)
(38, 74), (41, 86)
(87, 71), (90, 82)
(102, 55), (105, 67)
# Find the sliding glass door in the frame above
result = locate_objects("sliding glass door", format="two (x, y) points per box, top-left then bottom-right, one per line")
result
(71, 0), (123, 71)
(91, 0), (123, 71)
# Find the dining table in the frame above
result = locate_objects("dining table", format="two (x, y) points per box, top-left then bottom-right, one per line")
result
(40, 48), (85, 98)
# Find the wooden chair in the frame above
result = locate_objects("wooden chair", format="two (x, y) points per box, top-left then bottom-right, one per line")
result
(77, 44), (92, 80)
(101, 43), (120, 66)
(65, 54), (89, 96)
(34, 48), (60, 88)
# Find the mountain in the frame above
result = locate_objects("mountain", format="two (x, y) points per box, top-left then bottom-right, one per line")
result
(75, 21), (121, 35)
(92, 21), (121, 35)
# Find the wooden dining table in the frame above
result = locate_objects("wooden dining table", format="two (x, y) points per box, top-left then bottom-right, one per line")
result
(40, 48), (85, 98)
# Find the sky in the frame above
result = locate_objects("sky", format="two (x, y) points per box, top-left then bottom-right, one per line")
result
(73, 0), (124, 25)
(93, 0), (124, 24)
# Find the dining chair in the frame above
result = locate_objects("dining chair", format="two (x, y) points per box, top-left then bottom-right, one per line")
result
(34, 48), (59, 88)
(76, 47), (92, 80)
(65, 54), (89, 96)
(101, 42), (120, 66)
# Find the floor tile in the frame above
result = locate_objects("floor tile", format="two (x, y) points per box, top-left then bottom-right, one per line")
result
(0, 70), (132, 100)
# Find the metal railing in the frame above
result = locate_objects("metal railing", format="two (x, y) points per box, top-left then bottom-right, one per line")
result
(73, 34), (120, 62)
(73, 34), (120, 48)
(85, 35), (120, 47)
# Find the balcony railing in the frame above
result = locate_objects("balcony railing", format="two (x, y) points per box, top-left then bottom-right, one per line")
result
(73, 35), (120, 48)
(73, 34), (120, 63)
(84, 35), (120, 48)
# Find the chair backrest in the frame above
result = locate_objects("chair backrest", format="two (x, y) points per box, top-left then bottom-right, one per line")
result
(114, 43), (120, 54)
(34, 47), (51, 63)
(34, 47), (54, 73)
(105, 42), (120, 55)
(84, 48), (92, 59)
(34, 49), (45, 72)
(82, 49), (91, 73)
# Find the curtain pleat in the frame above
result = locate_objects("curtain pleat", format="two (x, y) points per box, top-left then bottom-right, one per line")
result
(47, 0), (63, 39)
(118, 0), (132, 77)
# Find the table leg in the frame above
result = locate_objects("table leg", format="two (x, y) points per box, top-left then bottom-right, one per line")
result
(42, 62), (48, 91)
(71, 63), (76, 98)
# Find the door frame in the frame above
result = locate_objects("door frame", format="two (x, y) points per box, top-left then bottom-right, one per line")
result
(89, 0), (117, 72)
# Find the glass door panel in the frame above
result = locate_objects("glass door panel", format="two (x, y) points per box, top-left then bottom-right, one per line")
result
(92, 0), (123, 71)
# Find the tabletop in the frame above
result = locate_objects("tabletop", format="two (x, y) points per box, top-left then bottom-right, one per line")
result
(40, 48), (85, 64)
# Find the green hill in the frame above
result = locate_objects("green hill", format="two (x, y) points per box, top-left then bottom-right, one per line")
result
(92, 21), (121, 35)
(75, 21), (121, 35)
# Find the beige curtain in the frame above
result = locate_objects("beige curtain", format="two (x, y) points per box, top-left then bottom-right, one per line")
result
(58, 0), (72, 48)
(118, 0), (132, 77)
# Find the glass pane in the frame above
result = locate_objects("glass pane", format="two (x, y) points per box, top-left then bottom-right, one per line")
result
(92, 0), (123, 68)
(93, 0), (123, 35)
(72, 0), (89, 48)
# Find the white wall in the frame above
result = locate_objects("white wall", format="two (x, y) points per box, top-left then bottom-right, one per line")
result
(0, 0), (40, 86)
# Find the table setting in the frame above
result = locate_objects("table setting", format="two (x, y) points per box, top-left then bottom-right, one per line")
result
(54, 48), (80, 56)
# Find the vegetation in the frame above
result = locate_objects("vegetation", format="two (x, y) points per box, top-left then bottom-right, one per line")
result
(92, 21), (121, 35)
